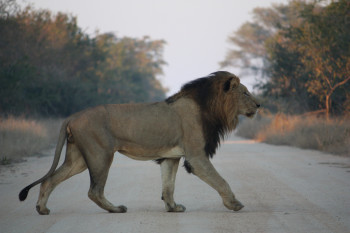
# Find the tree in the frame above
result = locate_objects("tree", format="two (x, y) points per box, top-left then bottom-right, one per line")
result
(0, 0), (19, 19)
(220, 3), (297, 78)
(222, 0), (350, 116)
(265, 0), (350, 117)
(93, 34), (166, 104)
(0, 1), (167, 116)
(295, 0), (350, 119)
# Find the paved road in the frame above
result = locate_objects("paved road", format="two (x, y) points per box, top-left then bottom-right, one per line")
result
(1, 135), (350, 233)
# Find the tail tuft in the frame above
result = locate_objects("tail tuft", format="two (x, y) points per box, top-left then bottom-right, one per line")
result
(19, 186), (30, 201)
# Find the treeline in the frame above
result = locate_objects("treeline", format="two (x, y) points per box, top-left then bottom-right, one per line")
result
(222, 0), (350, 118)
(0, 0), (167, 117)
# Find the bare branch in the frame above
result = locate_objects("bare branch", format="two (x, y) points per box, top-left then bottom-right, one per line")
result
(330, 76), (350, 92)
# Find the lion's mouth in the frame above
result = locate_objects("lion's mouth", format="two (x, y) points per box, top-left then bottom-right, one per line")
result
(246, 111), (256, 118)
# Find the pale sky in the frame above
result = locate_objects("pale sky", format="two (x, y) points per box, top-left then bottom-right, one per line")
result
(21, 0), (288, 95)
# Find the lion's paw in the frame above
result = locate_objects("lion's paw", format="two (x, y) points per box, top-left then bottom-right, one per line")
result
(108, 205), (127, 213)
(174, 204), (186, 212)
(224, 199), (244, 212)
(232, 201), (244, 211)
(166, 203), (186, 212)
(36, 205), (50, 215)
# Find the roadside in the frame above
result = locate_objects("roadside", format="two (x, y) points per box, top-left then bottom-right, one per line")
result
(0, 117), (62, 164)
(236, 113), (350, 156)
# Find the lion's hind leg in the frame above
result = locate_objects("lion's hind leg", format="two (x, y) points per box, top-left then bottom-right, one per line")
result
(36, 143), (87, 215)
(85, 150), (127, 213)
(160, 158), (186, 212)
(87, 176), (127, 213)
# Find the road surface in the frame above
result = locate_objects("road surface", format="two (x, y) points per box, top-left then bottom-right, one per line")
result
(1, 135), (350, 233)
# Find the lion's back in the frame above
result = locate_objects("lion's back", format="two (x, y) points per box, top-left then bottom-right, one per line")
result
(106, 102), (183, 147)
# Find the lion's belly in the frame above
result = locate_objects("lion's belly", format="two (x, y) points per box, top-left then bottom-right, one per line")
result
(117, 146), (184, 161)
(161, 146), (185, 158)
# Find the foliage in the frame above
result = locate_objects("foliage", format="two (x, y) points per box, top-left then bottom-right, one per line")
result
(220, 3), (298, 78)
(0, 0), (167, 117)
(222, 0), (350, 116)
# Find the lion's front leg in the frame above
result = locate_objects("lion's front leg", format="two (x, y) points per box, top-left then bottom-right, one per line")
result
(188, 157), (244, 212)
(160, 158), (186, 212)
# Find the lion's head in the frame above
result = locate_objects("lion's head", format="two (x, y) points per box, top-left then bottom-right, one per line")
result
(166, 71), (260, 158)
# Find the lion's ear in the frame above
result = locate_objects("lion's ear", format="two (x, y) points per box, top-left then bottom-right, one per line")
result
(223, 76), (240, 92)
(231, 76), (240, 89)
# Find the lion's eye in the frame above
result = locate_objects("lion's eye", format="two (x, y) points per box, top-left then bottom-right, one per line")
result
(243, 92), (250, 97)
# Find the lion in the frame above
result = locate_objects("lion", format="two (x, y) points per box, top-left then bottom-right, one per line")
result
(19, 71), (260, 215)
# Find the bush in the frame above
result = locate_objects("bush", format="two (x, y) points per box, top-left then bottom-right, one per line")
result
(236, 113), (350, 156)
(0, 117), (62, 164)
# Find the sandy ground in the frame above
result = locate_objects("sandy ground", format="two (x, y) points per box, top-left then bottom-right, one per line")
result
(1, 134), (350, 233)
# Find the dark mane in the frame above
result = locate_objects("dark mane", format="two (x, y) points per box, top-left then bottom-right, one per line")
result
(166, 71), (235, 158)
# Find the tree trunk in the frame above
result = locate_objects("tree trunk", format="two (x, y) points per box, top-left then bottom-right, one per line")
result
(325, 94), (331, 121)
(324, 76), (350, 121)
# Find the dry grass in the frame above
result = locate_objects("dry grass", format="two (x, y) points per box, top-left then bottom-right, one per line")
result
(0, 117), (62, 164)
(236, 113), (350, 156)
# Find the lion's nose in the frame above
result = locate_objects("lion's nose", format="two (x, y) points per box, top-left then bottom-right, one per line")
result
(256, 103), (261, 108)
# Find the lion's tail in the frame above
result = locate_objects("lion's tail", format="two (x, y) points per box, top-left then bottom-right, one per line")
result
(19, 118), (70, 201)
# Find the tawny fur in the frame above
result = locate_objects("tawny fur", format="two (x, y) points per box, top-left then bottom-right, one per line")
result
(19, 71), (260, 215)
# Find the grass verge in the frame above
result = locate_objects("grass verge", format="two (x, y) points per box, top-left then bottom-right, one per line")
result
(236, 113), (350, 156)
(0, 117), (62, 164)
